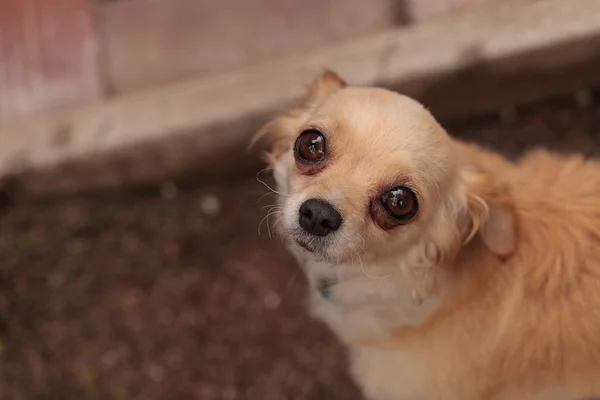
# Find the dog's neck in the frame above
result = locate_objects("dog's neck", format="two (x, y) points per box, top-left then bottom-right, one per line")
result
(289, 242), (448, 344)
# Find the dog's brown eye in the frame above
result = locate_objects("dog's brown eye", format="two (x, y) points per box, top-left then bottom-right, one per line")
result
(371, 186), (418, 229)
(382, 187), (418, 220)
(295, 129), (325, 163)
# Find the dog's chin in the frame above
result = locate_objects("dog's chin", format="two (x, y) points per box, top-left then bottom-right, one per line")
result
(293, 237), (332, 262)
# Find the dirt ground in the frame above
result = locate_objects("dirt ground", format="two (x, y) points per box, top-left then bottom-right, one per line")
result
(1, 92), (600, 399)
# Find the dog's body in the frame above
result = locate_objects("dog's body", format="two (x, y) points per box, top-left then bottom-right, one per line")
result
(256, 72), (600, 400)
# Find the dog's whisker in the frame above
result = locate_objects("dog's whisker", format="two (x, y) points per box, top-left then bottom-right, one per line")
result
(255, 167), (272, 180)
(256, 191), (280, 204)
(267, 212), (278, 240)
(258, 207), (282, 236)
(257, 178), (288, 197)
(347, 238), (388, 280)
(358, 254), (390, 280)
(258, 203), (283, 211)
(255, 169), (289, 197)
(257, 214), (271, 236)
(265, 208), (282, 239)
(356, 233), (367, 254)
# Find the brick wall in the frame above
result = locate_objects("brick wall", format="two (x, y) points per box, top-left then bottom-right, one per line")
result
(0, 0), (100, 123)
(0, 0), (500, 125)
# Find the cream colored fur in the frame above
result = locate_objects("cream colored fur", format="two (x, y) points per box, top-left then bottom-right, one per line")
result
(253, 71), (600, 400)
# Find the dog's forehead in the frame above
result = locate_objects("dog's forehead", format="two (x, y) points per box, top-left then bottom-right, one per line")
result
(311, 87), (450, 165)
(306, 87), (456, 192)
(315, 88), (444, 147)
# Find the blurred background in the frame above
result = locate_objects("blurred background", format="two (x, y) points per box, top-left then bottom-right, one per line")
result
(1, 0), (600, 398)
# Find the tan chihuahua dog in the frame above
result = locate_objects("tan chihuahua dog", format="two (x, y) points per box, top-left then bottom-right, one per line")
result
(254, 71), (600, 400)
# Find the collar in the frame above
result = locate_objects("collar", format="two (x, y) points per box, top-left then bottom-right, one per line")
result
(317, 278), (336, 301)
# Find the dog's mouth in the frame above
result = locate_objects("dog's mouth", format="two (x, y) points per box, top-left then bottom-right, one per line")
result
(293, 227), (325, 253)
(295, 236), (331, 257)
(296, 238), (316, 252)
(295, 237), (342, 265)
(290, 226), (338, 261)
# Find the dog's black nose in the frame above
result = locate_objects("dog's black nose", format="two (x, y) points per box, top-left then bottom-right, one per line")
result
(298, 199), (342, 236)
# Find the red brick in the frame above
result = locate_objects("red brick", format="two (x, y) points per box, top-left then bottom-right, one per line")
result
(0, 0), (100, 123)
(100, 0), (400, 93)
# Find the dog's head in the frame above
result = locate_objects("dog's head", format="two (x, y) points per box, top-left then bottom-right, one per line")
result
(254, 71), (516, 294)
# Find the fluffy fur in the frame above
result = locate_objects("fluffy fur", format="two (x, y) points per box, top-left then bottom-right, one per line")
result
(253, 71), (600, 400)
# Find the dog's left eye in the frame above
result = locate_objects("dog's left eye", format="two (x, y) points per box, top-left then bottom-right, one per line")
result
(295, 129), (326, 163)
(382, 187), (418, 220)
(371, 186), (418, 229)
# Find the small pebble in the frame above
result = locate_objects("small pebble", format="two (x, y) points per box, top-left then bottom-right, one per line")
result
(122, 234), (140, 252)
(101, 349), (121, 368)
(160, 181), (179, 200)
(200, 194), (221, 216)
(48, 273), (65, 289)
(146, 362), (165, 382)
(264, 292), (281, 309)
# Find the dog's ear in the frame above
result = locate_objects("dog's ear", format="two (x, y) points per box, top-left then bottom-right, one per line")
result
(250, 70), (347, 163)
(301, 69), (347, 108)
(461, 166), (516, 257)
(406, 154), (517, 304)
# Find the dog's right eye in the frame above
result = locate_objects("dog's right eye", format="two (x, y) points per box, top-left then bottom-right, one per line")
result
(295, 129), (326, 163)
